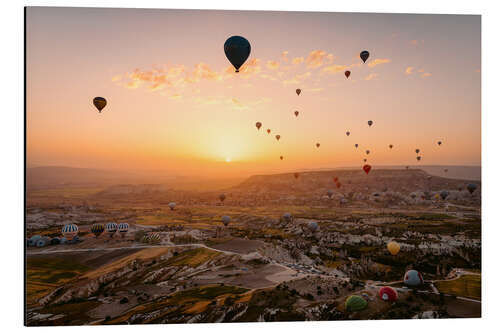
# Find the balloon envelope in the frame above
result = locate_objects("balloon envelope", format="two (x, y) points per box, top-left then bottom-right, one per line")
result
(345, 70), (351, 78)
(379, 287), (398, 301)
(387, 241), (400, 255)
(363, 164), (372, 174)
(360, 51), (370, 63)
(294, 111), (299, 117)
(467, 183), (477, 194)
(93, 97), (107, 112)
(221, 215), (231, 226)
(224, 36), (251, 72)
(256, 122), (262, 130)
(296, 89), (301, 96)
(404, 270), (424, 286)
(345, 295), (367, 312)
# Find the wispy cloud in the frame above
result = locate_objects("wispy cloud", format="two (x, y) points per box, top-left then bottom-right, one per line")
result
(365, 73), (378, 81)
(420, 72), (432, 78)
(305, 50), (333, 69)
(266, 60), (280, 70)
(405, 66), (414, 75)
(368, 58), (391, 68)
(292, 57), (304, 65)
(323, 64), (348, 74)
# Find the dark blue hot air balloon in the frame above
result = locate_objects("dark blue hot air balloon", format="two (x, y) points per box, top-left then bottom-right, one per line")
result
(224, 36), (251, 73)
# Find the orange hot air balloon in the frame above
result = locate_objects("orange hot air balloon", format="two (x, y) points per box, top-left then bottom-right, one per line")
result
(275, 135), (281, 141)
(345, 70), (351, 78)
(294, 110), (299, 117)
(316, 143), (320, 148)
(280, 156), (283, 160)
(363, 164), (372, 174)
(256, 122), (262, 130)
(296, 89), (301, 96)
(294, 172), (300, 179)
(387, 241), (400, 255)
(267, 129), (271, 134)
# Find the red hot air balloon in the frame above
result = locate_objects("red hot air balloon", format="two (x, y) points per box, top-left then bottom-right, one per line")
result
(294, 110), (299, 117)
(345, 70), (351, 78)
(379, 287), (398, 301)
(296, 89), (301, 96)
(256, 122), (262, 130)
(267, 129), (271, 134)
(363, 164), (372, 174)
(275, 135), (281, 141)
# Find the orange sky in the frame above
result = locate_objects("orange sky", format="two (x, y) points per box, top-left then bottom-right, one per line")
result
(26, 8), (481, 178)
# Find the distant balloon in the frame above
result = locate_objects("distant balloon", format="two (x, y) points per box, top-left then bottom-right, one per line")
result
(91, 223), (104, 238)
(444, 168), (448, 173)
(316, 143), (320, 148)
(416, 156), (421, 161)
(367, 120), (373, 127)
(389, 144), (393, 149)
(118, 223), (129, 237)
(404, 270), (424, 286)
(415, 149), (420, 154)
(62, 224), (78, 241)
(366, 150), (370, 155)
(437, 141), (442, 146)
(93, 97), (107, 113)
(336, 182), (342, 189)
(440, 190), (449, 200)
(294, 110), (299, 117)
(387, 241), (400, 255)
(327, 190), (334, 199)
(280, 155), (284, 160)
(363, 158), (367, 163)
(333, 177), (339, 182)
(379, 287), (398, 302)
(360, 50), (370, 63)
(105, 222), (117, 237)
(256, 122), (262, 130)
(275, 135), (281, 141)
(221, 215), (231, 227)
(294, 173), (300, 179)
(224, 36), (251, 73)
(219, 194), (226, 202)
(467, 183), (477, 195)
(354, 143), (358, 148)
(363, 164), (372, 174)
(168, 202), (176, 210)
(296, 89), (301, 96)
(345, 70), (351, 79)
(346, 131), (350, 136)
(283, 213), (293, 222)
(267, 129), (271, 134)
(308, 221), (318, 232)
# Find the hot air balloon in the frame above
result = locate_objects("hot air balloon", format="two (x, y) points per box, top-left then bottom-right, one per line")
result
(316, 143), (320, 148)
(294, 173), (300, 179)
(346, 131), (350, 136)
(280, 155), (284, 160)
(50, 237), (61, 245)
(275, 135), (281, 141)
(118, 223), (129, 237)
(28, 235), (42, 247)
(267, 129), (271, 134)
(389, 144), (393, 149)
(360, 51), (370, 63)
(363, 164), (372, 174)
(256, 122), (262, 130)
(345, 295), (368, 312)
(367, 120), (373, 127)
(363, 158), (367, 163)
(308, 221), (318, 232)
(415, 149), (420, 154)
(93, 97), (107, 113)
(219, 193), (226, 203)
(147, 232), (161, 244)
(406, 166), (410, 170)
(444, 168), (448, 173)
(366, 150), (370, 155)
(354, 143), (358, 148)
(283, 213), (293, 222)
(91, 223), (105, 238)
(333, 177), (339, 182)
(62, 224), (78, 241)
(467, 183), (477, 195)
(440, 190), (449, 200)
(294, 110), (299, 117)
(327, 190), (334, 199)
(438, 141), (442, 146)
(458, 186), (463, 192)
(416, 156), (421, 161)
(379, 287), (398, 301)
(168, 202), (176, 211)
(336, 182), (342, 189)
(387, 241), (400, 255)
(224, 36), (251, 73)
(345, 70), (351, 78)
(296, 89), (301, 96)
(404, 270), (424, 286)
(106, 222), (118, 238)
(221, 215), (231, 227)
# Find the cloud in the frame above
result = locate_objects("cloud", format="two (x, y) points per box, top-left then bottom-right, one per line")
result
(405, 66), (414, 75)
(367, 58), (391, 68)
(266, 60), (280, 70)
(364, 73), (378, 81)
(420, 72), (432, 78)
(323, 64), (348, 74)
(281, 51), (289, 62)
(292, 57), (304, 65)
(170, 93), (182, 100)
(111, 75), (122, 82)
(410, 39), (424, 46)
(306, 50), (331, 69)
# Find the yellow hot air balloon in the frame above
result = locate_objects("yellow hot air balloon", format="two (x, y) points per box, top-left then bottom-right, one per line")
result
(387, 241), (400, 255)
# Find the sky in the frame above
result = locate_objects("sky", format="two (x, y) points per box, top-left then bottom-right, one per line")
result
(26, 7), (481, 178)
